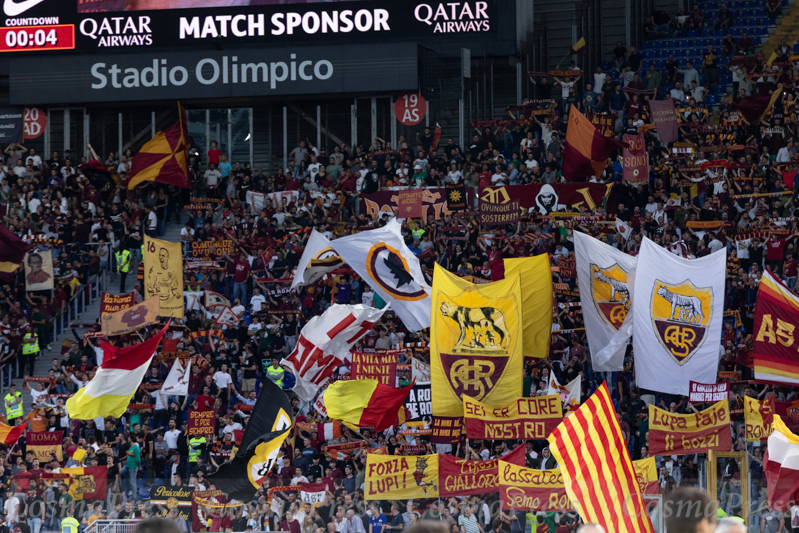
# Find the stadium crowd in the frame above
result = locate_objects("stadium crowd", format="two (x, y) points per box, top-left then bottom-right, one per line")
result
(0, 3), (798, 530)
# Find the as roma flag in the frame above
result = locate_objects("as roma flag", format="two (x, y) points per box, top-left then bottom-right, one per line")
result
(128, 103), (190, 189)
(732, 85), (783, 124)
(562, 108), (625, 181)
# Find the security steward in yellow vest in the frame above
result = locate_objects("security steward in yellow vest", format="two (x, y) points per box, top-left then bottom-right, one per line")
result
(61, 515), (80, 533)
(267, 358), (285, 389)
(116, 245), (131, 293)
(189, 435), (207, 464)
(21, 328), (39, 378)
(5, 383), (22, 425)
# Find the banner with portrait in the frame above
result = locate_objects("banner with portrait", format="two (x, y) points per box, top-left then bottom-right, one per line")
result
(648, 400), (731, 455)
(144, 236), (184, 318)
(24, 250), (54, 291)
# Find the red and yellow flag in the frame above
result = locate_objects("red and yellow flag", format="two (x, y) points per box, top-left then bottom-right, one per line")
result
(127, 103), (190, 189)
(562, 107), (625, 181)
(548, 383), (653, 533)
(324, 379), (412, 431)
(0, 423), (25, 445)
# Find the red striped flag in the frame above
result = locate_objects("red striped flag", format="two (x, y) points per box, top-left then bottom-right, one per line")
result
(548, 383), (653, 533)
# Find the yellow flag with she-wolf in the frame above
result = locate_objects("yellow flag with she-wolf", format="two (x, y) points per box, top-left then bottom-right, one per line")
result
(431, 264), (523, 418)
(144, 236), (184, 319)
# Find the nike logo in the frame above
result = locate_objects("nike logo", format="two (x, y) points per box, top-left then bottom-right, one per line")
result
(4, 0), (46, 17)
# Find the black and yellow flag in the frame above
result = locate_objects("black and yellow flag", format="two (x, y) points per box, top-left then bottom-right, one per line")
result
(207, 378), (293, 501)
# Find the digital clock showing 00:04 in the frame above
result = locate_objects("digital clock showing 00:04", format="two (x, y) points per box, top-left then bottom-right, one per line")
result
(0, 24), (75, 52)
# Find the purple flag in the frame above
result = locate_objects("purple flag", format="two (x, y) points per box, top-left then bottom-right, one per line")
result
(649, 99), (679, 143)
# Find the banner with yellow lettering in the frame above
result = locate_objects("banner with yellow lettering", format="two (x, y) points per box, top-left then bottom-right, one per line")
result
(497, 461), (572, 512)
(439, 445), (525, 497)
(463, 394), (563, 440)
(431, 264), (523, 431)
(365, 454), (439, 500)
(144, 236), (184, 319)
(648, 400), (731, 456)
(498, 457), (656, 512)
(745, 396), (774, 442)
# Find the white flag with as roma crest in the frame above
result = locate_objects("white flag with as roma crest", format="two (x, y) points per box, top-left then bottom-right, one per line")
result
(331, 218), (431, 331)
(632, 237), (725, 395)
(574, 232), (637, 372)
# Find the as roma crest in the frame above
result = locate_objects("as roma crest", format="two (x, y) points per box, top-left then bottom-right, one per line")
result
(365, 243), (427, 302)
(589, 263), (630, 330)
(439, 353), (508, 402)
(651, 279), (713, 365)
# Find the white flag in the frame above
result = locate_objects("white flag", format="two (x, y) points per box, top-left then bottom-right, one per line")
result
(283, 304), (387, 401)
(574, 232), (637, 372)
(245, 191), (266, 212)
(633, 238), (725, 395)
(291, 229), (345, 289)
(213, 306), (240, 327)
(267, 190), (300, 208)
(162, 357), (191, 396)
(204, 290), (230, 308)
(615, 218), (632, 241)
(331, 219), (431, 331)
(547, 374), (581, 410)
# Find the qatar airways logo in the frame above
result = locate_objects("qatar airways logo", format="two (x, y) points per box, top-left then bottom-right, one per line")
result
(414, 1), (490, 33)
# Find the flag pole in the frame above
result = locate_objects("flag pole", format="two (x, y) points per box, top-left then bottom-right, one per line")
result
(556, 52), (571, 68)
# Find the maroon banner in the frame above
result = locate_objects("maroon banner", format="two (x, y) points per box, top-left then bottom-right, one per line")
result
(585, 112), (617, 138)
(649, 99), (679, 143)
(191, 490), (225, 532)
(360, 184), (611, 220)
(351, 350), (398, 386)
(648, 401), (732, 456)
(396, 190), (424, 219)
(688, 381), (729, 403)
(479, 198), (520, 225)
(498, 462), (572, 512)
(463, 395), (563, 440)
(439, 445), (525, 497)
(622, 133), (648, 181)
(431, 416), (463, 445)
(187, 410), (215, 437)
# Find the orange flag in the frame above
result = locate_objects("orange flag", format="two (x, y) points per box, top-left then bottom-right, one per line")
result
(562, 107), (624, 181)
(127, 103), (190, 189)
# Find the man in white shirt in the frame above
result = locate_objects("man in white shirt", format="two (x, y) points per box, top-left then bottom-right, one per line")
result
(4, 488), (19, 524)
(221, 416), (243, 436)
(250, 287), (266, 313)
(212, 364), (233, 393)
(777, 139), (794, 163)
(117, 155), (131, 174)
(180, 223), (194, 242)
(307, 156), (321, 180)
(593, 65), (607, 92)
(164, 419), (181, 450)
(25, 149), (42, 169)
(290, 468), (309, 486)
(362, 287), (374, 307)
(204, 163), (221, 189)
(669, 82), (686, 103)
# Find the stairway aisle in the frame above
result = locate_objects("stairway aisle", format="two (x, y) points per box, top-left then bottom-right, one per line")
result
(17, 214), (186, 415)
(762, 0), (799, 58)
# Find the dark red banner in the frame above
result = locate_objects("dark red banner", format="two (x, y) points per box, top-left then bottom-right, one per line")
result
(439, 445), (525, 497)
(351, 350), (398, 386)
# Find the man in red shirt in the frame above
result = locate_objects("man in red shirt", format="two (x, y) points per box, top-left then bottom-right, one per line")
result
(477, 163), (492, 189)
(227, 253), (251, 303)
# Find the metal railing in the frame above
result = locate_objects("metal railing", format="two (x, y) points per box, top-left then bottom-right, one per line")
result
(85, 519), (141, 533)
(0, 268), (109, 396)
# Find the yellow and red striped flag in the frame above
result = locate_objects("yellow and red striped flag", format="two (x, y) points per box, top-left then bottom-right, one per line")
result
(127, 103), (190, 189)
(548, 382), (653, 533)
